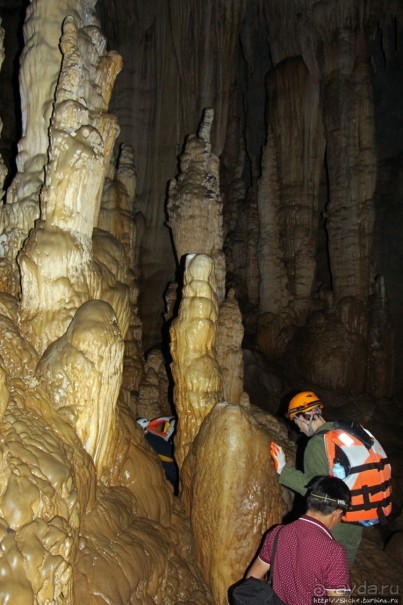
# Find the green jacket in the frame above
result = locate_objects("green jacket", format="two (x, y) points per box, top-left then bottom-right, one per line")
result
(280, 421), (336, 495)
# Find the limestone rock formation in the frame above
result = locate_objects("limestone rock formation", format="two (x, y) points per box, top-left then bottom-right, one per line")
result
(259, 59), (324, 316)
(167, 108), (226, 304)
(0, 0), (99, 297)
(97, 0), (248, 350)
(137, 348), (172, 419)
(216, 288), (247, 405)
(170, 254), (287, 603)
(182, 402), (283, 605)
(170, 253), (223, 471)
(36, 300), (124, 477)
(98, 143), (145, 406)
(0, 4), (200, 603)
(0, 298), (96, 602)
(18, 14), (123, 355)
(257, 55), (325, 358)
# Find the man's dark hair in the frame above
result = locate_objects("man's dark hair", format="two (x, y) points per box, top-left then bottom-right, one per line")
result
(306, 476), (351, 515)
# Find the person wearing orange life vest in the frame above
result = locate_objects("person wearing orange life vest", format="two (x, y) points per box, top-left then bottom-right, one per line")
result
(270, 391), (392, 566)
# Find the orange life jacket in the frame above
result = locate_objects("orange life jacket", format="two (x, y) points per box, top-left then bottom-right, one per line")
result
(321, 421), (392, 524)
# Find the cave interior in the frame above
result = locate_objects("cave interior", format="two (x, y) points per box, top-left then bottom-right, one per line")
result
(0, 0), (402, 603)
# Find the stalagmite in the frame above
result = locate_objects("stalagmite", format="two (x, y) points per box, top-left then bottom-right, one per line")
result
(138, 349), (172, 419)
(167, 108), (249, 408)
(0, 299), (97, 602)
(98, 144), (145, 407)
(170, 254), (286, 604)
(181, 402), (284, 605)
(36, 300), (124, 476)
(97, 0), (248, 349)
(167, 108), (226, 304)
(18, 15), (123, 355)
(170, 253), (223, 471)
(216, 288), (248, 405)
(0, 0), (99, 297)
(0, 4), (210, 603)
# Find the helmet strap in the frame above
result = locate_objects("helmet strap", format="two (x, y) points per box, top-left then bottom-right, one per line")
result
(306, 414), (316, 436)
(301, 410), (323, 436)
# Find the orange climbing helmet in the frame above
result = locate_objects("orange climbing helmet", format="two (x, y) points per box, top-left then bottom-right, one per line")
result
(287, 391), (324, 421)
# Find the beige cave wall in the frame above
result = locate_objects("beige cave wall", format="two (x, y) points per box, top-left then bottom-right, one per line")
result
(0, 3), (289, 604)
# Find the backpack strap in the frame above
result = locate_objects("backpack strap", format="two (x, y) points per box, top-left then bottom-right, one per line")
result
(318, 420), (373, 450)
(268, 527), (283, 583)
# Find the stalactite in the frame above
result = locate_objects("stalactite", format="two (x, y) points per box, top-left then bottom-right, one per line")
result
(257, 56), (325, 359)
(259, 56), (325, 316)
(317, 21), (377, 301)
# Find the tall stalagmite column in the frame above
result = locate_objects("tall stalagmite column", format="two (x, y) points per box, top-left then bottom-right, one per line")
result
(97, 0), (248, 348)
(170, 254), (283, 605)
(0, 0), (99, 296)
(18, 15), (123, 355)
(216, 288), (246, 405)
(170, 253), (223, 471)
(167, 108), (226, 304)
(97, 144), (145, 406)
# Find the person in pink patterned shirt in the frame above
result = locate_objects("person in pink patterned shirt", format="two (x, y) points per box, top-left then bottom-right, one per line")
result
(247, 476), (351, 605)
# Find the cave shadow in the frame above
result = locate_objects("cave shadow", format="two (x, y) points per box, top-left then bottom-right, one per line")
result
(280, 432), (309, 525)
(0, 2), (27, 191)
(160, 254), (186, 412)
(276, 390), (310, 523)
